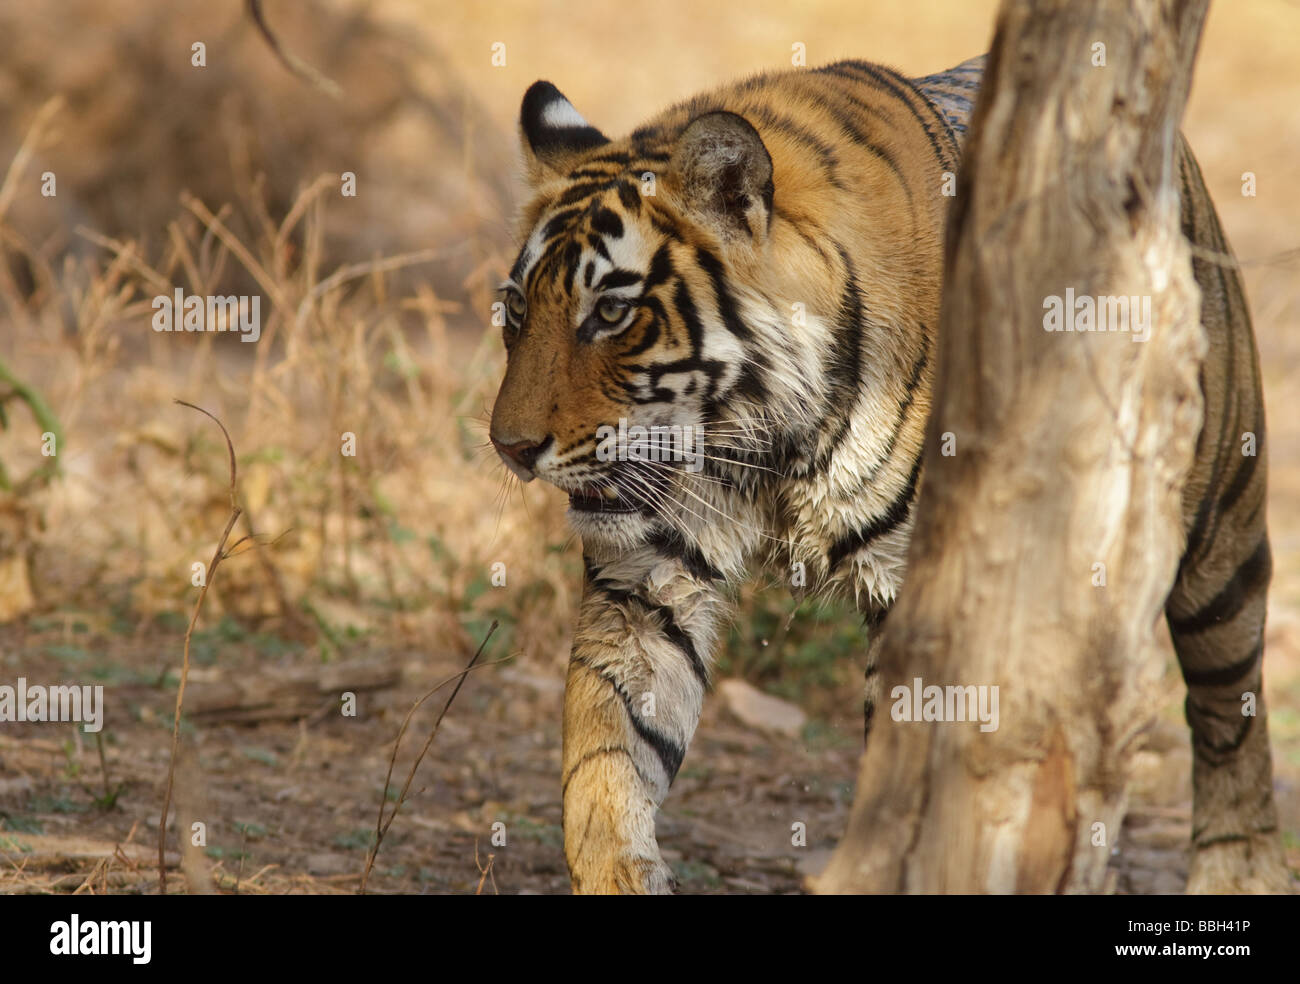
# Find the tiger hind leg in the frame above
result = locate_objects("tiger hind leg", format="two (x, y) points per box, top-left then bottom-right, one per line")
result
(1166, 512), (1290, 892)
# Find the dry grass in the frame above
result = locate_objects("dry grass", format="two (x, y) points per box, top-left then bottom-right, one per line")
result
(0, 73), (576, 667)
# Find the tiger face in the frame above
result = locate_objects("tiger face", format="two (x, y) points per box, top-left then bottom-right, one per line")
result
(490, 82), (776, 547)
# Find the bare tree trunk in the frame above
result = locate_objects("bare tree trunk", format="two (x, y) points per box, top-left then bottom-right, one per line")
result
(812, 0), (1210, 894)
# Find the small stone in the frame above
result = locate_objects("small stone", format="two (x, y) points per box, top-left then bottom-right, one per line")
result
(304, 852), (352, 876)
(796, 848), (834, 879)
(716, 678), (807, 738)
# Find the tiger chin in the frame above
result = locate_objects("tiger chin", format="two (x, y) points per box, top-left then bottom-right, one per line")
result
(488, 56), (1288, 895)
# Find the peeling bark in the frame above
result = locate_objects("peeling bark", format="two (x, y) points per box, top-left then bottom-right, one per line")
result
(813, 0), (1210, 894)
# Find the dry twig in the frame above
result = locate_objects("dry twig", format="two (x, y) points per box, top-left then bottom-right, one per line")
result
(359, 621), (501, 894)
(246, 0), (342, 98)
(157, 400), (243, 894)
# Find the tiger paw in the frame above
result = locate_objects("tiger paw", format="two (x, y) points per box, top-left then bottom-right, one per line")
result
(570, 853), (674, 895)
(1186, 834), (1295, 894)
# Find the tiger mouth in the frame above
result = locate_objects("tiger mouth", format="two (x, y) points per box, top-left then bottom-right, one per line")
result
(568, 485), (639, 514)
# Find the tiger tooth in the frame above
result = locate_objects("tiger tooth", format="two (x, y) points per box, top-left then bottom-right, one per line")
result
(602, 487), (619, 500)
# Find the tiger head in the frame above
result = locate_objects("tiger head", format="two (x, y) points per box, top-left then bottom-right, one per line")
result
(490, 81), (784, 546)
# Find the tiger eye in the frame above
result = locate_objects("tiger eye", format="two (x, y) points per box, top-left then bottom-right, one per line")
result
(506, 290), (527, 319)
(596, 297), (628, 324)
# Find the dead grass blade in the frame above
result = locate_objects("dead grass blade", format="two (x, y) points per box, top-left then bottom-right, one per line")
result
(358, 621), (502, 894)
(474, 840), (498, 895)
(157, 400), (243, 894)
(0, 95), (64, 223)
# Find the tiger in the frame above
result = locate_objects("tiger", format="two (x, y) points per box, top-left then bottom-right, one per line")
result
(488, 54), (1288, 894)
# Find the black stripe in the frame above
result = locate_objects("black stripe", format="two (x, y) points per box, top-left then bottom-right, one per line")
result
(617, 180), (642, 212)
(1180, 489), (1215, 573)
(595, 268), (640, 290)
(810, 250), (867, 473)
(813, 88), (912, 206)
(646, 527), (724, 582)
(731, 360), (768, 403)
(646, 209), (687, 242)
(815, 76), (899, 128)
(562, 746), (645, 797)
(615, 683), (685, 780)
(856, 349), (929, 487)
(1182, 317), (1237, 571)
(572, 654), (685, 781)
(1193, 826), (1277, 848)
(584, 577), (708, 687)
(1181, 639), (1263, 688)
(556, 181), (611, 206)
(1186, 696), (1255, 760)
(827, 454), (922, 572)
(1216, 429), (1262, 517)
(590, 207), (624, 239)
(671, 279), (705, 362)
(652, 605), (709, 686)
(693, 247), (749, 340)
(776, 205), (832, 263)
(541, 207), (583, 241)
(816, 61), (955, 170)
(922, 75), (982, 94)
(567, 166), (620, 181)
(740, 104), (845, 189)
(561, 240), (582, 295)
(1193, 832), (1255, 849)
(860, 61), (960, 168)
(1169, 539), (1271, 636)
(585, 151), (632, 166)
(643, 244), (674, 290)
(619, 299), (661, 358)
(509, 250), (529, 283)
(620, 276), (728, 400)
(1180, 143), (1245, 573)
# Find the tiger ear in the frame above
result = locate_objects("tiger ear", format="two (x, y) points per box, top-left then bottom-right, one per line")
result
(520, 81), (609, 181)
(669, 111), (773, 241)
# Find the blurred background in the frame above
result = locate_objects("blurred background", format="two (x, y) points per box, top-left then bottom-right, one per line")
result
(0, 0), (1296, 894)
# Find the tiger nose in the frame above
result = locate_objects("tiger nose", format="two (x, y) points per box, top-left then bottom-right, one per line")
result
(491, 434), (553, 476)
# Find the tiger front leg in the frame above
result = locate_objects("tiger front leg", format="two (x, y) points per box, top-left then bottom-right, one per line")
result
(561, 561), (721, 894)
(562, 658), (677, 894)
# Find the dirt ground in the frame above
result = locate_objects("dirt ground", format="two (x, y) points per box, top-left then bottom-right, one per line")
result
(0, 618), (860, 894)
(2, 611), (1297, 894)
